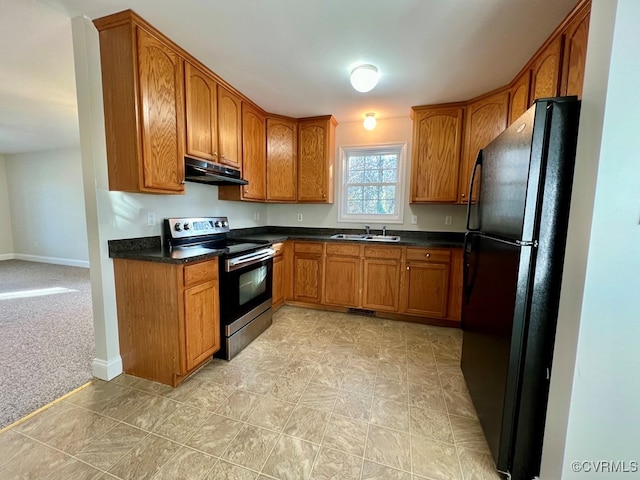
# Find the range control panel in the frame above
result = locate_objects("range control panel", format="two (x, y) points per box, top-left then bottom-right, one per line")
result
(164, 217), (230, 239)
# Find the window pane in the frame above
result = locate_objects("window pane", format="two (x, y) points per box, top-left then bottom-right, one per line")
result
(364, 168), (381, 183)
(347, 201), (362, 214)
(365, 155), (381, 169)
(382, 155), (397, 169)
(380, 200), (395, 214)
(381, 185), (396, 199)
(350, 156), (365, 169)
(347, 186), (363, 200)
(364, 200), (378, 214)
(364, 186), (378, 200)
(382, 169), (396, 183)
(348, 169), (364, 184)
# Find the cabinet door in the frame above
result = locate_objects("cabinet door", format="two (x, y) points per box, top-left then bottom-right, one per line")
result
(217, 85), (243, 170)
(459, 90), (509, 203)
(137, 28), (185, 192)
(410, 106), (463, 203)
(293, 253), (323, 303)
(362, 258), (400, 312)
(184, 279), (220, 371)
(509, 70), (531, 125)
(403, 262), (450, 318)
(298, 117), (336, 203)
(241, 103), (266, 201)
(184, 62), (218, 161)
(530, 35), (563, 102)
(267, 116), (297, 202)
(272, 254), (284, 309)
(561, 3), (590, 98)
(324, 255), (361, 307)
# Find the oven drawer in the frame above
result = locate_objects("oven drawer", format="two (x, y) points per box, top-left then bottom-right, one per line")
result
(184, 259), (218, 287)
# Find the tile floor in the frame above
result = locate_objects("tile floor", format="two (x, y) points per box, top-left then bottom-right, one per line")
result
(0, 306), (500, 480)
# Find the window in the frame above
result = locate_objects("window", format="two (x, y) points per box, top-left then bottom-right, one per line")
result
(339, 144), (405, 223)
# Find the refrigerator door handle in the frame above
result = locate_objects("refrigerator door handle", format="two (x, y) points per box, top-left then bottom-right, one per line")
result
(465, 150), (483, 231)
(462, 232), (476, 317)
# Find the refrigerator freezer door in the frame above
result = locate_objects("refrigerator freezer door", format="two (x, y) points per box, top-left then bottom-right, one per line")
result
(461, 233), (533, 474)
(475, 99), (557, 242)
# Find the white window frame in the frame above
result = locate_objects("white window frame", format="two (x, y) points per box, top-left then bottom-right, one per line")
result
(338, 143), (406, 224)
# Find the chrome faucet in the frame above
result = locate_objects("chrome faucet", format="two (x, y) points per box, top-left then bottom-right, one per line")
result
(382, 226), (387, 237)
(364, 225), (370, 235)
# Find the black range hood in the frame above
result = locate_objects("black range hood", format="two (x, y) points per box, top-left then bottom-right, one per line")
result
(184, 156), (248, 186)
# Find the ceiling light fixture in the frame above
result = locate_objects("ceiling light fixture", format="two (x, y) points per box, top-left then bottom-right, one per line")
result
(363, 112), (377, 131)
(350, 64), (379, 93)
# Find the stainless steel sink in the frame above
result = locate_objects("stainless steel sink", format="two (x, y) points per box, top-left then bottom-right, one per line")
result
(330, 233), (401, 243)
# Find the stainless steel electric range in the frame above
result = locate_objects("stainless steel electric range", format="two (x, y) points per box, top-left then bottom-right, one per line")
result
(164, 217), (275, 360)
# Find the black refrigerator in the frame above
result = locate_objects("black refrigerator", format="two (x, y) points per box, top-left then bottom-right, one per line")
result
(461, 97), (581, 480)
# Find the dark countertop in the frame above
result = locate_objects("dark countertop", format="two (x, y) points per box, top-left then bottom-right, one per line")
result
(109, 227), (465, 264)
(229, 226), (465, 248)
(108, 236), (225, 265)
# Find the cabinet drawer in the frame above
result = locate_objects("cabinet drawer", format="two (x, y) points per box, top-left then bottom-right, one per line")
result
(294, 242), (323, 255)
(272, 242), (285, 257)
(326, 243), (360, 257)
(406, 247), (451, 263)
(363, 245), (402, 260)
(184, 259), (218, 287)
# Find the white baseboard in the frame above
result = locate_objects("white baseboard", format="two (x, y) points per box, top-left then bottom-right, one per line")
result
(92, 356), (123, 381)
(0, 253), (15, 261)
(13, 254), (90, 268)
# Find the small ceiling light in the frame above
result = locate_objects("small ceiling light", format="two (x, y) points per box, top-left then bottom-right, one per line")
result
(363, 112), (377, 130)
(350, 64), (379, 93)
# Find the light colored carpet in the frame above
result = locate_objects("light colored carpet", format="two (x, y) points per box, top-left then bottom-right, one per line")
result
(0, 260), (95, 428)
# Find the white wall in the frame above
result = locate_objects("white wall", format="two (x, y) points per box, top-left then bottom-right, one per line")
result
(266, 117), (467, 232)
(542, 0), (640, 478)
(4, 147), (89, 266)
(0, 154), (14, 258)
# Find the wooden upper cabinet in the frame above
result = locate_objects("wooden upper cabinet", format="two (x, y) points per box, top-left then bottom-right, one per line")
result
(217, 85), (243, 170)
(561, 1), (590, 98)
(530, 35), (564, 102)
(184, 62), (218, 161)
(459, 89), (509, 203)
(240, 103), (266, 201)
(410, 105), (464, 203)
(94, 11), (185, 194)
(297, 116), (337, 203)
(266, 116), (297, 202)
(509, 69), (531, 125)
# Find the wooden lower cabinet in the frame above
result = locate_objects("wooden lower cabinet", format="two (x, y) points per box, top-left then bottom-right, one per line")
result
(401, 248), (451, 318)
(362, 246), (402, 313)
(113, 257), (220, 387)
(323, 243), (361, 307)
(292, 242), (324, 304)
(281, 241), (462, 324)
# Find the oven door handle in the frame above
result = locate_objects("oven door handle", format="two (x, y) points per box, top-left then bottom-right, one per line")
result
(226, 248), (275, 272)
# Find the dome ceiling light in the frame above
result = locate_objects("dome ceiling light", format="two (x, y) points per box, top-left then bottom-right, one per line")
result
(350, 64), (379, 93)
(363, 112), (377, 130)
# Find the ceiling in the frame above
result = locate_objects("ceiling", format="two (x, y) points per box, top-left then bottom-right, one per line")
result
(1, 0), (579, 155)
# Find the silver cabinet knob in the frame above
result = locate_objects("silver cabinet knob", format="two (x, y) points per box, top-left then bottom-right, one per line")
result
(425, 253), (430, 258)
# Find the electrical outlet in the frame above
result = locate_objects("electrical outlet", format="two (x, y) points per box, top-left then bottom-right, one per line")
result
(147, 212), (156, 226)
(411, 215), (418, 225)
(445, 215), (453, 226)
(297, 213), (303, 222)
(254, 212), (260, 221)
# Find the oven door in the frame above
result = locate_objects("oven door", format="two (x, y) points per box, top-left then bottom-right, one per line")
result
(219, 254), (273, 327)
